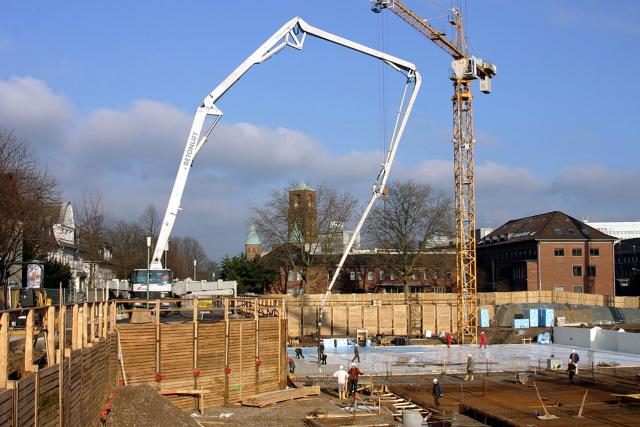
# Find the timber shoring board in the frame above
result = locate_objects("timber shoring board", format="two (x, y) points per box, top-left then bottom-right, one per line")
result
(241, 386), (320, 407)
(0, 389), (12, 426)
(16, 373), (36, 427)
(115, 318), (285, 408)
(38, 364), (59, 427)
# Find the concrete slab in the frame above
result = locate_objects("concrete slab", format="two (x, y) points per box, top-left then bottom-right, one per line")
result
(288, 343), (640, 378)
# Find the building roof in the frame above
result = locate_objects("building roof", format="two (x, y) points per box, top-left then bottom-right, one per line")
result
(245, 224), (261, 245)
(479, 211), (615, 247)
(291, 180), (313, 191)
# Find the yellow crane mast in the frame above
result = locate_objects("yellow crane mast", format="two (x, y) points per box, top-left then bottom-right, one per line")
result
(371, 0), (496, 344)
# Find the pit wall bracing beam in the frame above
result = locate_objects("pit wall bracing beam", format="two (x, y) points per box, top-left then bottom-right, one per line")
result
(151, 16), (421, 270)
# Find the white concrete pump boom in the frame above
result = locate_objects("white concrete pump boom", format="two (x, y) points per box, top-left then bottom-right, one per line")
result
(151, 16), (421, 288)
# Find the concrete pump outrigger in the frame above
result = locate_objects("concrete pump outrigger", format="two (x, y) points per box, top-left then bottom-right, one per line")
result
(149, 16), (421, 356)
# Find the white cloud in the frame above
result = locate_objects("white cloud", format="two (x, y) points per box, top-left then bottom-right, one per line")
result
(0, 76), (73, 148)
(1, 75), (638, 261)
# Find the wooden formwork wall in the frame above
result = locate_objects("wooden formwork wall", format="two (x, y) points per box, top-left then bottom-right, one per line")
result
(0, 335), (117, 427)
(283, 291), (640, 338)
(117, 317), (287, 410)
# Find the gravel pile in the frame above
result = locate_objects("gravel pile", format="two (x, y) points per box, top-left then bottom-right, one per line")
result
(106, 384), (199, 427)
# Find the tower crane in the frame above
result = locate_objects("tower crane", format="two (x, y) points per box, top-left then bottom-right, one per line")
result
(371, 0), (496, 344)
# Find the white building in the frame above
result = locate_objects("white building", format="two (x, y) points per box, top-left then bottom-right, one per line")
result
(582, 221), (640, 240)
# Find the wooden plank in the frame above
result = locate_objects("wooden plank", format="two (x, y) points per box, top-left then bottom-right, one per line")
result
(241, 386), (320, 407)
(0, 313), (8, 389)
(25, 310), (35, 372)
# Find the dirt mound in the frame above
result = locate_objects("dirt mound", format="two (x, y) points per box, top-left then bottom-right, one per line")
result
(106, 384), (199, 427)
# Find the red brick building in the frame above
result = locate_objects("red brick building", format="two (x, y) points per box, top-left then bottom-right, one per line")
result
(259, 249), (455, 294)
(477, 211), (616, 295)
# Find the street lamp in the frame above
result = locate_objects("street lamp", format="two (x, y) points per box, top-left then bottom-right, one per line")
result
(146, 236), (152, 302)
(193, 259), (197, 281)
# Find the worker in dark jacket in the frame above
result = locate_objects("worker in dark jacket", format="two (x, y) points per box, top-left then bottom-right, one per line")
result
(352, 343), (360, 362)
(569, 349), (579, 373)
(432, 378), (443, 410)
(347, 363), (363, 396)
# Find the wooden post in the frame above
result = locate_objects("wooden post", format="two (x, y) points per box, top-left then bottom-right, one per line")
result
(224, 298), (229, 404)
(97, 302), (104, 339)
(193, 301), (198, 396)
(57, 305), (66, 427)
(109, 302), (116, 333)
(25, 309), (36, 372)
(0, 313), (8, 388)
(71, 304), (79, 350)
(254, 298), (259, 394)
(89, 302), (95, 343)
(155, 301), (160, 383)
(82, 303), (88, 348)
(46, 306), (55, 366)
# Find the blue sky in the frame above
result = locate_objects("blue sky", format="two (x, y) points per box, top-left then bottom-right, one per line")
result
(1, 1), (639, 262)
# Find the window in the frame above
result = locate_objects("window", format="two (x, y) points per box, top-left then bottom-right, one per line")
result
(350, 271), (356, 280)
(367, 271), (373, 281)
(297, 272), (302, 281)
(572, 248), (582, 256)
(567, 228), (576, 235)
(434, 271), (440, 280)
(327, 271), (332, 281)
(412, 272), (418, 280)
(288, 270), (296, 281)
(553, 228), (562, 235)
(588, 265), (597, 277)
(554, 248), (565, 256)
(555, 285), (565, 292)
(590, 248), (600, 256)
(572, 285), (583, 293)
(423, 271), (430, 280)
(379, 270), (384, 280)
(445, 271), (452, 281)
(357, 272), (363, 280)
(572, 265), (582, 277)
(390, 272), (396, 280)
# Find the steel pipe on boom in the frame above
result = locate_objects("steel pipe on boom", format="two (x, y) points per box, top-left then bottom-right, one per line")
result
(151, 16), (421, 274)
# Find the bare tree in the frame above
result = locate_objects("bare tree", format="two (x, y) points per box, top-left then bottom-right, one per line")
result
(108, 219), (146, 278)
(366, 180), (452, 339)
(252, 183), (357, 294)
(0, 128), (59, 286)
(167, 236), (215, 280)
(76, 191), (111, 288)
(139, 204), (160, 240)
(367, 180), (452, 293)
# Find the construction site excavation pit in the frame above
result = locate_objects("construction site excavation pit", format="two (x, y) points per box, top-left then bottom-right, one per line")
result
(288, 343), (640, 378)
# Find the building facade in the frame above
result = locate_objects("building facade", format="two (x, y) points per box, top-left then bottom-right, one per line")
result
(477, 211), (615, 295)
(583, 221), (640, 240)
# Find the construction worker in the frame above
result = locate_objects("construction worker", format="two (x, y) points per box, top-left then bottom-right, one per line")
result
(479, 331), (487, 349)
(446, 331), (452, 348)
(348, 362), (363, 396)
(569, 349), (579, 374)
(465, 354), (475, 381)
(432, 378), (443, 411)
(332, 365), (349, 399)
(288, 356), (296, 374)
(567, 359), (576, 385)
(352, 343), (360, 363)
(294, 347), (304, 359)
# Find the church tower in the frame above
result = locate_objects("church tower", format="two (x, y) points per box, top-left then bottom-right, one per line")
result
(245, 224), (262, 260)
(288, 181), (318, 243)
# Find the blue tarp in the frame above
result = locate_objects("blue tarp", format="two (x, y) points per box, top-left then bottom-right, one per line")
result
(480, 309), (490, 327)
(528, 309), (539, 327)
(537, 332), (551, 344)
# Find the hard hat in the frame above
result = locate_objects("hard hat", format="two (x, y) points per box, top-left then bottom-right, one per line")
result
(468, 354), (473, 358)
(572, 349), (576, 353)
(340, 365), (344, 370)
(351, 362), (356, 366)
(433, 378), (438, 383)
